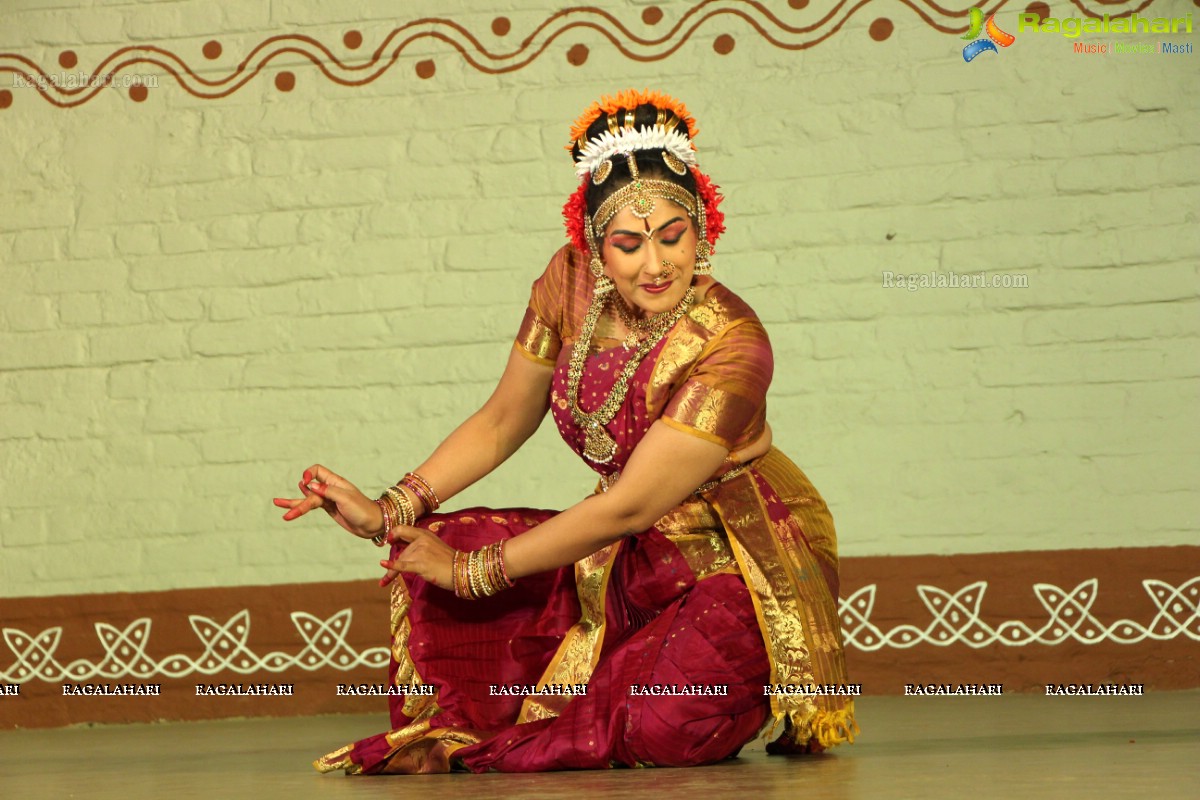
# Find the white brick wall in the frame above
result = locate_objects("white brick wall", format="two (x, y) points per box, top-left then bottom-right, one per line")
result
(0, 1), (1197, 597)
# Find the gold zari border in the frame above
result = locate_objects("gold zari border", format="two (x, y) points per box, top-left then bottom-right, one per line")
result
(516, 541), (622, 723)
(313, 579), (445, 774)
(707, 450), (858, 749)
(514, 307), (561, 365)
(654, 496), (738, 581)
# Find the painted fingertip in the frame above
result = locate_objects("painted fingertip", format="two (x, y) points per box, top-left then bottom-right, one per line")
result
(303, 470), (312, 483)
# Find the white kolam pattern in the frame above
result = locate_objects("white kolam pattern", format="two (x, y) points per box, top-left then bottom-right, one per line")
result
(839, 578), (1200, 652)
(1, 609), (389, 683)
(2, 578), (1197, 681)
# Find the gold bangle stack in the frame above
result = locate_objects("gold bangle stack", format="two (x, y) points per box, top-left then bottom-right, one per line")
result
(452, 541), (514, 600)
(371, 472), (442, 547)
(373, 486), (416, 546)
(386, 486), (416, 525)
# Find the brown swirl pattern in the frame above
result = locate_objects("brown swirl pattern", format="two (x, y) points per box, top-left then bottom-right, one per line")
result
(0, 1), (1166, 108)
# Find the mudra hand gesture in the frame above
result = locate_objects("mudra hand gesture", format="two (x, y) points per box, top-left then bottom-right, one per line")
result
(272, 465), (382, 539)
(272, 464), (454, 590)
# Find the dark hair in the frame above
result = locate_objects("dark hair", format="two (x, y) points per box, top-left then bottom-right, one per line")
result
(570, 103), (697, 224)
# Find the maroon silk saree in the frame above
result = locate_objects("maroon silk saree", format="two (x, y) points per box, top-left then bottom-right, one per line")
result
(315, 248), (856, 774)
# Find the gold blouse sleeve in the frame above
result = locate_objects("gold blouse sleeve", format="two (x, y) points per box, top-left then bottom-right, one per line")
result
(662, 319), (773, 450)
(512, 248), (569, 365)
(514, 308), (560, 365)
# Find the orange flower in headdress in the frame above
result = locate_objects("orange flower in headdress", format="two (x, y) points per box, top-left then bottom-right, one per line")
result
(562, 90), (723, 256)
(567, 89), (698, 149)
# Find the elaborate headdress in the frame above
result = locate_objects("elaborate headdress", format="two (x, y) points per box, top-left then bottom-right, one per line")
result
(562, 90), (725, 292)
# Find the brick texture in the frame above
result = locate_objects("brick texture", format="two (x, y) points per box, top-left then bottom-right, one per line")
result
(0, 2), (1197, 597)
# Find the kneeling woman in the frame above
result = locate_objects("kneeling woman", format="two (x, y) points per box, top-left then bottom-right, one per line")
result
(274, 90), (857, 773)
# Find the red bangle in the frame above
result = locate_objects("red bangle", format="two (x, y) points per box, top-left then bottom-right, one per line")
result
(497, 540), (514, 588)
(371, 499), (391, 546)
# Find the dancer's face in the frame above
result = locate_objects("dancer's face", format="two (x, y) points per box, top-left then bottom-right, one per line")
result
(600, 200), (697, 317)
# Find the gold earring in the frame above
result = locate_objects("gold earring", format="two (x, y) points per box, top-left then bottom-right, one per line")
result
(592, 258), (615, 294)
(585, 217), (614, 294)
(693, 199), (713, 275)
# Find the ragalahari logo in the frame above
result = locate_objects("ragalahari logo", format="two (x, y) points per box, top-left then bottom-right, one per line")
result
(962, 7), (1017, 62)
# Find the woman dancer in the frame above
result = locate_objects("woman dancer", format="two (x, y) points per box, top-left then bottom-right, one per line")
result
(275, 90), (857, 773)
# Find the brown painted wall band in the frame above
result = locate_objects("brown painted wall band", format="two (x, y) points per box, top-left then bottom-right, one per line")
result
(0, 546), (1196, 729)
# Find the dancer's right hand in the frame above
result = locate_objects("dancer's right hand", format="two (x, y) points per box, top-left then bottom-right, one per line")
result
(271, 464), (383, 540)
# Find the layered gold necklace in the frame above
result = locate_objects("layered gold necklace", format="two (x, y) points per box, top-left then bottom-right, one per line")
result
(567, 285), (695, 464)
(613, 296), (663, 350)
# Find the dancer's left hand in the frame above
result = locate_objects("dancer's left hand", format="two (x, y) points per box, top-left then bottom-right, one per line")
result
(379, 526), (455, 591)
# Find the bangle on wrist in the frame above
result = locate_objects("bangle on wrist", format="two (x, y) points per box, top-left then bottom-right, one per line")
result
(452, 540), (515, 600)
(385, 486), (416, 527)
(401, 472), (441, 515)
(371, 498), (392, 547)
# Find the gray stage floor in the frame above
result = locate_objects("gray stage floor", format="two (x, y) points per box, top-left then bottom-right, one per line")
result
(1, 691), (1197, 799)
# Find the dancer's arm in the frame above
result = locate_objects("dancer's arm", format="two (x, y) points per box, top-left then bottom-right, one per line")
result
(273, 346), (553, 537)
(380, 420), (728, 587)
(402, 347), (555, 511)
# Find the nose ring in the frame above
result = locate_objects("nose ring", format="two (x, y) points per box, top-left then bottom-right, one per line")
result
(654, 260), (677, 286)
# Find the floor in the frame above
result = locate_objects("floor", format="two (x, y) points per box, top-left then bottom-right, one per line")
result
(1, 692), (1197, 799)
